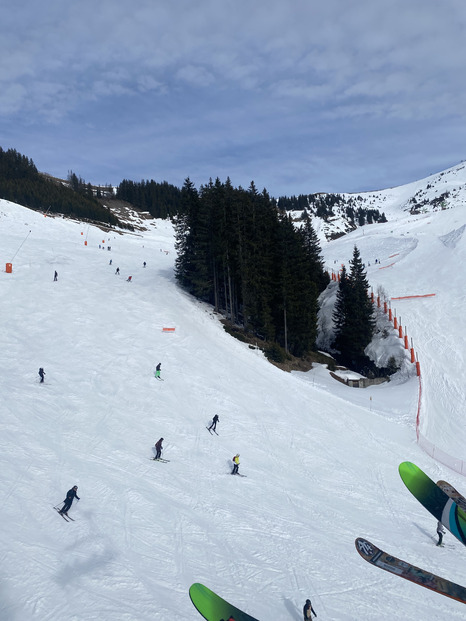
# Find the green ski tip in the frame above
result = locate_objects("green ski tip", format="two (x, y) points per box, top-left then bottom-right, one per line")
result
(399, 461), (466, 546)
(189, 583), (260, 621)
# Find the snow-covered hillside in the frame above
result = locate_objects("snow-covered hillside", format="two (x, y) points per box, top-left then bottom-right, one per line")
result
(1, 192), (465, 621)
(293, 161), (466, 242)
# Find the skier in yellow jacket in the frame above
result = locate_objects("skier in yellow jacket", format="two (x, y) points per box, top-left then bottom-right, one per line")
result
(231, 454), (240, 475)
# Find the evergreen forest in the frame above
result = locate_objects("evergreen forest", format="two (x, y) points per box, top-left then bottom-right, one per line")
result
(278, 193), (387, 226)
(116, 179), (182, 219)
(0, 148), (125, 228)
(174, 177), (330, 358)
(0, 145), (381, 368)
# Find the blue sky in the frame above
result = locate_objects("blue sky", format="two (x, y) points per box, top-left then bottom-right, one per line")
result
(1, 0), (466, 196)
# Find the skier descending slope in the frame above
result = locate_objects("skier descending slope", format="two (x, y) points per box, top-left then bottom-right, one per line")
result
(154, 438), (164, 460)
(58, 485), (80, 517)
(437, 521), (446, 546)
(303, 598), (317, 619)
(207, 414), (219, 434)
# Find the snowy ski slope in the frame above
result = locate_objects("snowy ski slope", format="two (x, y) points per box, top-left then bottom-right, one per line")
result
(1, 194), (465, 620)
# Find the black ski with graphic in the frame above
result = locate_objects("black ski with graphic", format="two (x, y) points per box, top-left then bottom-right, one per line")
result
(355, 537), (466, 604)
(437, 480), (466, 512)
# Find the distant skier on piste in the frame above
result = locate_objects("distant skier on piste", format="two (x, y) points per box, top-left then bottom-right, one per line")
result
(155, 363), (162, 379)
(303, 598), (317, 619)
(59, 485), (80, 516)
(38, 367), (45, 383)
(208, 414), (219, 432)
(436, 520), (446, 546)
(231, 454), (240, 475)
(154, 437), (164, 460)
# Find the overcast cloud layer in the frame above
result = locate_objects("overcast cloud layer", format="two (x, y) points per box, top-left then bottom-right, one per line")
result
(1, 0), (466, 195)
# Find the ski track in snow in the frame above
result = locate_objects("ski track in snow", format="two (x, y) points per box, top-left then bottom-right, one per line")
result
(1, 199), (466, 620)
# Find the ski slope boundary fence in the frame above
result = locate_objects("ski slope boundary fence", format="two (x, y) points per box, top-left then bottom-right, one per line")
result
(417, 431), (466, 476)
(371, 292), (466, 478)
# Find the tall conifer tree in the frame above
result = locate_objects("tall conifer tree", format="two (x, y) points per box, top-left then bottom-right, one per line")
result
(300, 210), (330, 293)
(332, 246), (375, 369)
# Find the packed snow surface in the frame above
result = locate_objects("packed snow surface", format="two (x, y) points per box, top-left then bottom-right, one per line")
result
(1, 195), (465, 621)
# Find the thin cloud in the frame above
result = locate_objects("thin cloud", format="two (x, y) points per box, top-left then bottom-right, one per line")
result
(1, 0), (466, 194)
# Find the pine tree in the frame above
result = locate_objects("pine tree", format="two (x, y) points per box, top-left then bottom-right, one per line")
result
(332, 246), (375, 370)
(300, 210), (330, 292)
(274, 212), (318, 356)
(174, 178), (199, 290)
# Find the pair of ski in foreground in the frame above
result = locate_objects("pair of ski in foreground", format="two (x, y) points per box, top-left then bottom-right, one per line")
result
(189, 464), (466, 621)
(187, 461), (466, 621)
(356, 461), (466, 606)
(54, 462), (466, 616)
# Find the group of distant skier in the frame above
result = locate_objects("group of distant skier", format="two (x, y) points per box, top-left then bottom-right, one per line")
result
(40, 256), (149, 386)
(154, 411), (241, 476)
(51, 255), (148, 284)
(47, 246), (314, 615)
(206, 414), (240, 475)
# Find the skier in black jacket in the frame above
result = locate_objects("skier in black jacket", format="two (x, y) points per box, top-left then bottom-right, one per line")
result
(208, 414), (219, 432)
(154, 438), (164, 460)
(59, 486), (80, 515)
(303, 598), (317, 619)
